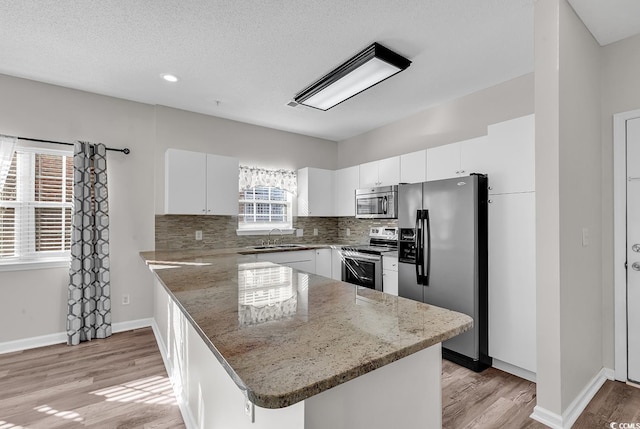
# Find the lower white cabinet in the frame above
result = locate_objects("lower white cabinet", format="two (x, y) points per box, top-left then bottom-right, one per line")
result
(315, 249), (332, 278)
(331, 248), (343, 280)
(383, 255), (398, 296)
(488, 192), (536, 374)
(256, 250), (316, 274)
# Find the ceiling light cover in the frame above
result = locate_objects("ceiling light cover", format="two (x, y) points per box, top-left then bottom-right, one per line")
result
(162, 74), (179, 83)
(294, 43), (411, 111)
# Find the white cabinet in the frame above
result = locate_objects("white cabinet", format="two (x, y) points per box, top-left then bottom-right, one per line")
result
(165, 149), (239, 215)
(382, 255), (398, 296)
(484, 114), (535, 194)
(297, 167), (334, 217)
(256, 250), (316, 274)
(400, 150), (427, 184)
(359, 156), (400, 188)
(426, 136), (488, 181)
(488, 192), (536, 374)
(315, 249), (332, 278)
(331, 248), (343, 281)
(334, 166), (359, 217)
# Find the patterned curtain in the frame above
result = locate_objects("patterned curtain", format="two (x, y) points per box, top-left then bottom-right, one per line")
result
(67, 142), (111, 345)
(239, 165), (297, 194)
(0, 135), (16, 190)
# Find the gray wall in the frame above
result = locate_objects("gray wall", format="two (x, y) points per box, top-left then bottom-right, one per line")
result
(0, 74), (156, 341)
(337, 73), (534, 167)
(154, 106), (337, 214)
(600, 32), (640, 370)
(535, 0), (603, 416)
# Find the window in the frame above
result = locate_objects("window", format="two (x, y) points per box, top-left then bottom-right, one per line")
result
(238, 187), (292, 232)
(0, 146), (73, 265)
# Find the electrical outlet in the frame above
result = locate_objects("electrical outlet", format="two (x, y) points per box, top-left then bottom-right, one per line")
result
(122, 294), (130, 305)
(346, 228), (351, 236)
(296, 228), (303, 237)
(195, 230), (203, 240)
(582, 227), (590, 247)
(313, 228), (318, 236)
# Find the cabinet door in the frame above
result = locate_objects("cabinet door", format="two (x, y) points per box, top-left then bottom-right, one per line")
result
(315, 249), (332, 278)
(165, 149), (206, 214)
(400, 150), (427, 184)
(426, 143), (461, 181)
(331, 248), (343, 280)
(485, 114), (535, 194)
(488, 192), (536, 373)
(298, 168), (334, 216)
(377, 156), (400, 186)
(383, 270), (398, 296)
(206, 154), (239, 215)
(334, 166), (359, 216)
(359, 161), (379, 188)
(459, 136), (490, 178)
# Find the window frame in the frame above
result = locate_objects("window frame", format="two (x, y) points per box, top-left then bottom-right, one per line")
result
(236, 186), (295, 235)
(0, 144), (74, 271)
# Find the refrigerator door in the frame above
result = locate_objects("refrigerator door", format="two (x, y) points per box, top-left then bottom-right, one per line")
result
(422, 175), (479, 359)
(398, 183), (424, 301)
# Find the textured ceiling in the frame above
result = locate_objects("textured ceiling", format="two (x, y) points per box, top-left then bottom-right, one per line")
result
(1, 1), (633, 142)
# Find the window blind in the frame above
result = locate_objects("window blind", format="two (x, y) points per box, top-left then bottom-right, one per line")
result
(0, 148), (73, 261)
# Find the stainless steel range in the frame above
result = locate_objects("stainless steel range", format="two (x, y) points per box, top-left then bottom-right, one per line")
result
(341, 227), (398, 292)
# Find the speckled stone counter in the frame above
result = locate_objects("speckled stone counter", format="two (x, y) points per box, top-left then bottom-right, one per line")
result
(141, 247), (472, 410)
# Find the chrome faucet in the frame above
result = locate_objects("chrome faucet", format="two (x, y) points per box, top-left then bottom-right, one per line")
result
(267, 228), (283, 246)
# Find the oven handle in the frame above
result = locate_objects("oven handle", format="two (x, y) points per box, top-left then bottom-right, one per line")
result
(343, 253), (382, 263)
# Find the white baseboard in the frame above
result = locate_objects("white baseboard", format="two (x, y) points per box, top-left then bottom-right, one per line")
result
(530, 367), (614, 428)
(492, 358), (536, 382)
(150, 320), (197, 429)
(0, 318), (153, 355)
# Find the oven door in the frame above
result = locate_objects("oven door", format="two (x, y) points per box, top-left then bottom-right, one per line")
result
(341, 252), (383, 291)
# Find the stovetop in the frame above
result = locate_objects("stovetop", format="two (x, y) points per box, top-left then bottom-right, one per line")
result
(341, 227), (398, 255)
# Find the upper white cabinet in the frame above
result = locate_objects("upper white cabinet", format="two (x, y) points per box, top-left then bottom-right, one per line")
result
(359, 156), (400, 188)
(426, 136), (488, 181)
(334, 166), (359, 217)
(400, 150), (427, 184)
(297, 167), (334, 217)
(165, 149), (239, 215)
(484, 114), (535, 194)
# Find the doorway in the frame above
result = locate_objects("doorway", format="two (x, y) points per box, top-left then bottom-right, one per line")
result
(614, 109), (640, 383)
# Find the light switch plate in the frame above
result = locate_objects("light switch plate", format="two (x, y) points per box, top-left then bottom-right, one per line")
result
(582, 227), (589, 247)
(313, 228), (318, 236)
(296, 229), (303, 237)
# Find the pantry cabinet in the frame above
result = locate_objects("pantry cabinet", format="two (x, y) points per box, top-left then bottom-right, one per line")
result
(297, 167), (334, 216)
(488, 192), (536, 374)
(359, 156), (400, 188)
(165, 149), (239, 215)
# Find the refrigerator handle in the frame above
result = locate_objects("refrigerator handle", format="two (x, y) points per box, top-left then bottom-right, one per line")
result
(424, 209), (431, 286)
(415, 210), (423, 285)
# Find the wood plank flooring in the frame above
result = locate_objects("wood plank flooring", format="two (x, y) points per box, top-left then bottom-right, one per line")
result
(2, 328), (640, 428)
(0, 328), (184, 428)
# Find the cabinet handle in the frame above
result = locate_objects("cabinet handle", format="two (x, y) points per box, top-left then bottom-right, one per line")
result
(455, 170), (460, 174)
(460, 170), (465, 174)
(488, 200), (493, 204)
(202, 209), (206, 212)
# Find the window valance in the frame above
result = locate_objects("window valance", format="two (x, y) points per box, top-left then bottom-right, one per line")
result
(239, 165), (297, 195)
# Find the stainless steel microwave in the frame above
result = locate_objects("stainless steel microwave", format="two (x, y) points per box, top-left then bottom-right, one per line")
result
(355, 185), (398, 219)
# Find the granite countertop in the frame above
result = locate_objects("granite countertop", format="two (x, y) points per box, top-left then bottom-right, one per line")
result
(141, 248), (472, 409)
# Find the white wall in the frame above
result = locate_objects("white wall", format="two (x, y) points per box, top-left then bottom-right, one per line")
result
(337, 74), (534, 167)
(535, 0), (603, 418)
(600, 32), (640, 370)
(0, 74), (156, 342)
(154, 106), (337, 214)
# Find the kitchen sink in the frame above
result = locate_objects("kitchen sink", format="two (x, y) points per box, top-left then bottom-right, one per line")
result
(248, 244), (306, 250)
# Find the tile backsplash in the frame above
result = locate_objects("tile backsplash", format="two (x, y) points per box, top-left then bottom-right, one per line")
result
(155, 215), (397, 250)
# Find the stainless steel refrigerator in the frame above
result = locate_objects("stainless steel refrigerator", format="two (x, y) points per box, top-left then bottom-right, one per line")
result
(398, 174), (491, 371)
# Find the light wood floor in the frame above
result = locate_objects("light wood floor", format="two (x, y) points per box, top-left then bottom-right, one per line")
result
(0, 328), (184, 428)
(2, 328), (640, 428)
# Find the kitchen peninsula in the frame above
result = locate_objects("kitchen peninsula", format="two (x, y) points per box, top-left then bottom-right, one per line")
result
(141, 247), (472, 429)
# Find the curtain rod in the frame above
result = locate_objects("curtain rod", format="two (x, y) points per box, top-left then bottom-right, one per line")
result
(18, 137), (130, 155)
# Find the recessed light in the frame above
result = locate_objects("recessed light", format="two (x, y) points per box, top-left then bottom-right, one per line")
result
(161, 74), (179, 83)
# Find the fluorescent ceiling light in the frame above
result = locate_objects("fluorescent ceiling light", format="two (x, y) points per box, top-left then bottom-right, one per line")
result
(161, 74), (179, 83)
(293, 43), (411, 111)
